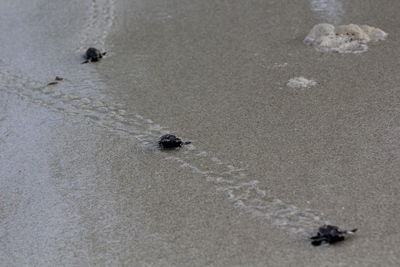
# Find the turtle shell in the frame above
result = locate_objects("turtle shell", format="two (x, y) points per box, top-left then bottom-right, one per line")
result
(84, 47), (104, 62)
(311, 225), (350, 246)
(158, 134), (184, 149)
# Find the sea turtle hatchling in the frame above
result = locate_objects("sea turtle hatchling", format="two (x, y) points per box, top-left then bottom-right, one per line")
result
(158, 134), (191, 149)
(311, 225), (358, 246)
(82, 47), (106, 64)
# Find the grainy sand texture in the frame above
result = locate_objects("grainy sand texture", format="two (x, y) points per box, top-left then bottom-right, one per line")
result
(1, 0), (400, 266)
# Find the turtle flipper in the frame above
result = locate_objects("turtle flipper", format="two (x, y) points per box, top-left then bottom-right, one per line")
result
(311, 240), (323, 246)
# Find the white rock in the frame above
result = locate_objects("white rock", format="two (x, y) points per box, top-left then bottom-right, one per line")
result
(359, 25), (388, 41)
(287, 77), (317, 88)
(304, 23), (387, 53)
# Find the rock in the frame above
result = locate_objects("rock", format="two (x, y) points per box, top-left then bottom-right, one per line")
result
(287, 77), (316, 88)
(304, 23), (387, 53)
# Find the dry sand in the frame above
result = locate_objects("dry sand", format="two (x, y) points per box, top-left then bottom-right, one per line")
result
(1, 0), (400, 266)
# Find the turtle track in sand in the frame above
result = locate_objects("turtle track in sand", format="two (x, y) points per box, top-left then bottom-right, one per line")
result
(78, 0), (116, 53)
(0, 0), (329, 237)
(0, 60), (329, 236)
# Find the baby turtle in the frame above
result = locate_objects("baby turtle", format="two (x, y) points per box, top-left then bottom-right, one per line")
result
(311, 225), (357, 246)
(158, 134), (191, 149)
(47, 76), (65, 85)
(82, 47), (106, 64)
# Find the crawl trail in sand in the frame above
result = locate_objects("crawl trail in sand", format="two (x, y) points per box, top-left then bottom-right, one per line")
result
(0, 0), (329, 237)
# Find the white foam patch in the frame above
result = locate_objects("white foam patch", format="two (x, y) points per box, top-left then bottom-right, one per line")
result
(287, 77), (317, 88)
(304, 23), (387, 53)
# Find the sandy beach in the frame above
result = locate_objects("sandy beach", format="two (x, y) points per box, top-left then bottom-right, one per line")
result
(1, 0), (400, 266)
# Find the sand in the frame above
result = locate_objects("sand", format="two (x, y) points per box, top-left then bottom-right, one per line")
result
(1, 0), (400, 266)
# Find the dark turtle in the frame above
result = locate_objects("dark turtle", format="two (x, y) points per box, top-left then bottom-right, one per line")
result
(158, 134), (191, 149)
(82, 47), (106, 64)
(311, 225), (357, 246)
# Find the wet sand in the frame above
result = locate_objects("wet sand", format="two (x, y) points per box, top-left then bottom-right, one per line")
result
(1, 0), (400, 266)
